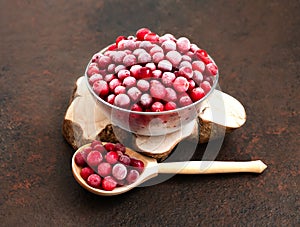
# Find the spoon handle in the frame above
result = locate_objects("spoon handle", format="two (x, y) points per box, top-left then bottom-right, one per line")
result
(158, 160), (267, 174)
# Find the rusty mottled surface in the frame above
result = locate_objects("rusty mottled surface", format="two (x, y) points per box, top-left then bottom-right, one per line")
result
(0, 0), (299, 226)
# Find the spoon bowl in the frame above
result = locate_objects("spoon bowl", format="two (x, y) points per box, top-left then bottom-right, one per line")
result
(72, 143), (267, 196)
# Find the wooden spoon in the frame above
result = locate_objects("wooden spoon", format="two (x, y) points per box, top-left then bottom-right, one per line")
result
(72, 144), (267, 196)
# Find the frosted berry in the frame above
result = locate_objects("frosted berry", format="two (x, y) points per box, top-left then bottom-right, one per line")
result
(105, 151), (119, 164)
(126, 169), (140, 184)
(118, 154), (131, 165)
(87, 150), (103, 167)
(158, 59), (172, 71)
(176, 37), (190, 53)
(97, 162), (112, 177)
(87, 174), (101, 188)
(137, 79), (150, 92)
(112, 163), (128, 180)
(179, 95), (193, 107)
(123, 76), (136, 88)
(101, 176), (117, 191)
(173, 76), (189, 93)
(200, 81), (212, 94)
(80, 167), (94, 181)
(150, 80), (167, 100)
(127, 87), (142, 102)
(162, 72), (176, 87)
(139, 93), (153, 108)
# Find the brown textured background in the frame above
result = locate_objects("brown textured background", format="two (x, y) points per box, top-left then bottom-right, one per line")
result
(0, 0), (299, 226)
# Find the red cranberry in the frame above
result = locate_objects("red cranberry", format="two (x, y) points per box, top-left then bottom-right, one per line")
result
(150, 80), (166, 100)
(131, 103), (143, 112)
(75, 152), (86, 167)
(87, 174), (102, 188)
(126, 169), (140, 184)
(107, 43), (117, 51)
(188, 79), (196, 91)
(80, 167), (94, 181)
(97, 162), (112, 177)
(104, 142), (115, 151)
(144, 32), (159, 42)
(101, 176), (117, 191)
(114, 94), (130, 109)
(114, 143), (126, 153)
(165, 101), (177, 110)
(107, 94), (115, 104)
(130, 158), (145, 173)
(118, 154), (131, 165)
(190, 43), (200, 52)
(136, 28), (151, 41)
(87, 150), (103, 167)
(137, 79), (150, 92)
(93, 80), (109, 97)
(115, 36), (126, 45)
(190, 87), (205, 102)
(173, 76), (189, 93)
(112, 163), (128, 180)
(151, 101), (164, 112)
(206, 63), (218, 76)
(138, 67), (152, 79)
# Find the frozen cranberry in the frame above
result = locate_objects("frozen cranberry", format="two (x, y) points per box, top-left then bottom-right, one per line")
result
(112, 163), (128, 180)
(114, 85), (126, 95)
(87, 150), (103, 167)
(145, 62), (156, 71)
(165, 87), (177, 102)
(97, 56), (111, 69)
(179, 61), (192, 69)
(192, 61), (205, 72)
(173, 76), (189, 93)
(105, 151), (119, 165)
(206, 63), (218, 76)
(107, 94), (115, 104)
(114, 65), (126, 74)
(93, 144), (106, 153)
(138, 67), (152, 79)
(137, 79), (150, 92)
(138, 52), (151, 64)
(161, 33), (176, 42)
(123, 54), (137, 67)
(88, 73), (103, 85)
(196, 51), (212, 65)
(101, 176), (117, 191)
(150, 45), (164, 55)
(132, 48), (147, 56)
(152, 52), (165, 63)
(200, 81), (212, 94)
(123, 76), (136, 88)
(104, 74), (116, 83)
(130, 158), (145, 173)
(93, 80), (109, 97)
(87, 174), (102, 188)
(190, 87), (205, 102)
(161, 40), (176, 52)
(80, 167), (94, 181)
(87, 65), (100, 77)
(152, 69), (162, 78)
(107, 43), (117, 51)
(109, 78), (122, 91)
(193, 70), (204, 85)
(166, 50), (182, 67)
(107, 63), (116, 73)
(127, 87), (142, 102)
(165, 101), (177, 110)
(179, 66), (193, 79)
(75, 152), (86, 167)
(190, 43), (200, 52)
(104, 142), (115, 151)
(139, 93), (153, 108)
(158, 59), (172, 71)
(126, 169), (140, 184)
(114, 94), (131, 108)
(97, 162), (112, 177)
(118, 154), (131, 165)
(176, 37), (191, 53)
(150, 80), (167, 100)
(81, 147), (92, 159)
(144, 32), (159, 42)
(111, 51), (126, 64)
(114, 143), (126, 153)
(179, 95), (193, 107)
(182, 54), (192, 62)
(139, 41), (153, 51)
(136, 28), (151, 41)
(151, 101), (164, 112)
(162, 72), (176, 87)
(130, 64), (143, 77)
(91, 53), (101, 63)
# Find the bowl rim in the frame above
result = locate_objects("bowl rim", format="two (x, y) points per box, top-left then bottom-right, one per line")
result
(84, 45), (219, 116)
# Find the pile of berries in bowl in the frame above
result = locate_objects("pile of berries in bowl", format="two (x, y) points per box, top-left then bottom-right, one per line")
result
(73, 140), (144, 191)
(85, 28), (219, 136)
